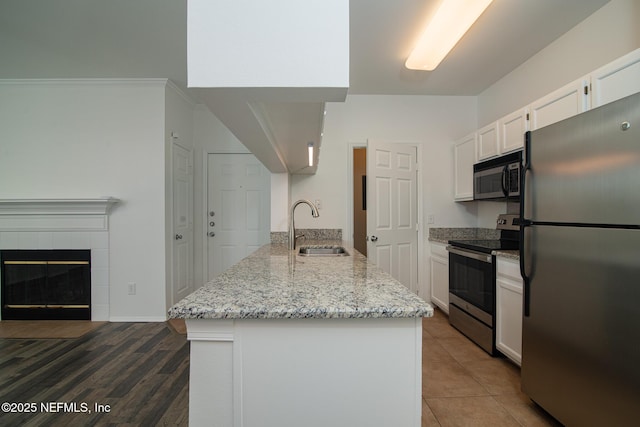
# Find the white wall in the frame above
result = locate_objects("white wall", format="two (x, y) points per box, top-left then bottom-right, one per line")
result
(270, 173), (289, 232)
(478, 0), (640, 125)
(188, 0), (348, 89)
(290, 94), (478, 234)
(0, 79), (168, 321)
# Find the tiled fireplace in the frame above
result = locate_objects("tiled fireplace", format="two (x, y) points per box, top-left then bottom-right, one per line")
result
(0, 198), (119, 321)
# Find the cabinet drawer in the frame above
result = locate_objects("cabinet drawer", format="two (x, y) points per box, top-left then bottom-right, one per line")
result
(430, 242), (448, 258)
(497, 257), (521, 282)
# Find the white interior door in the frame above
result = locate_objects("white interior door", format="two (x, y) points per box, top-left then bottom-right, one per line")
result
(172, 143), (194, 304)
(207, 154), (270, 280)
(366, 140), (418, 292)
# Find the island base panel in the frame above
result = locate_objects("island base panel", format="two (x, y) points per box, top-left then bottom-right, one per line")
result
(186, 318), (423, 427)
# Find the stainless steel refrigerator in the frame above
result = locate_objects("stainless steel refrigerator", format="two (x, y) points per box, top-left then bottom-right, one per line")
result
(520, 91), (640, 426)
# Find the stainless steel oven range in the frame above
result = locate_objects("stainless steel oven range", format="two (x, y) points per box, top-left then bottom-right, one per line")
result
(446, 214), (519, 355)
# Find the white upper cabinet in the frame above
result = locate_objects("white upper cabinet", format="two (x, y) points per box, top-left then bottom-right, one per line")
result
(453, 132), (477, 201)
(451, 49), (640, 202)
(499, 108), (528, 154)
(529, 77), (590, 131)
(591, 48), (640, 108)
(476, 121), (499, 161)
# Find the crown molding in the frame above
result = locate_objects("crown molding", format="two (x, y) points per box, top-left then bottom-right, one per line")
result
(0, 78), (169, 87)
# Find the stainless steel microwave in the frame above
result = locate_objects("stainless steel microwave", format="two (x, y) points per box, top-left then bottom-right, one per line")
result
(473, 151), (522, 200)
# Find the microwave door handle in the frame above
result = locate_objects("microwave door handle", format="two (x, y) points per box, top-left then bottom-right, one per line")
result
(501, 165), (509, 196)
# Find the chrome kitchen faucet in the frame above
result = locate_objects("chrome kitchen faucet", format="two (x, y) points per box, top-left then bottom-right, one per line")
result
(288, 199), (319, 250)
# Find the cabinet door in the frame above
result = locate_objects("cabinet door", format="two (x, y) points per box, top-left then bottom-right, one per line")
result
(499, 108), (528, 154)
(591, 48), (640, 108)
(529, 77), (589, 130)
(453, 133), (476, 201)
(476, 121), (499, 161)
(496, 258), (523, 366)
(429, 243), (449, 313)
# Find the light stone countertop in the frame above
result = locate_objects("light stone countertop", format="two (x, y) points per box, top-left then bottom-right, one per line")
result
(168, 242), (433, 320)
(428, 227), (499, 243)
(494, 250), (520, 260)
(428, 227), (520, 260)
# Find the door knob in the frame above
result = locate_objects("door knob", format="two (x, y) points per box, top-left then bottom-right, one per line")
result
(370, 235), (378, 242)
(209, 232), (215, 237)
(209, 211), (215, 217)
(175, 234), (183, 240)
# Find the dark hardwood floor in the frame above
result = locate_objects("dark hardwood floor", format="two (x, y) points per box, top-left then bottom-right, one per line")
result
(0, 322), (189, 426)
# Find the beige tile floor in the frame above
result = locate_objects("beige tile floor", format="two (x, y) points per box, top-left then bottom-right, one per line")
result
(422, 308), (562, 427)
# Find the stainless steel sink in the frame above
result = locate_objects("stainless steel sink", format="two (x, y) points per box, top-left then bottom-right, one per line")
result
(298, 245), (349, 256)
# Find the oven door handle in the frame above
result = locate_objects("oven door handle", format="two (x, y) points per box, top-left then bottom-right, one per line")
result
(446, 246), (493, 263)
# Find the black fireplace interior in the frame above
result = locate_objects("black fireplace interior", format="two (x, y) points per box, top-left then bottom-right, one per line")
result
(1, 250), (91, 320)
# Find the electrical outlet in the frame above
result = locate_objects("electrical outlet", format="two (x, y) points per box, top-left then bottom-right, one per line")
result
(127, 282), (136, 295)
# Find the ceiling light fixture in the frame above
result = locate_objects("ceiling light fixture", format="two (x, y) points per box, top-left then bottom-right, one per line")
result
(405, 0), (493, 71)
(308, 142), (314, 167)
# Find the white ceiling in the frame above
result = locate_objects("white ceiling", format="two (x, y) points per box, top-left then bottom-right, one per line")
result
(349, 0), (609, 95)
(0, 0), (610, 171)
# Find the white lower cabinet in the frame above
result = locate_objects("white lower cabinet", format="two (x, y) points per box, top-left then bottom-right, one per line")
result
(496, 256), (523, 366)
(429, 242), (449, 313)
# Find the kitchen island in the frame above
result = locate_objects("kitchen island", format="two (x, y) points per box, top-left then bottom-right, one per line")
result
(169, 243), (432, 427)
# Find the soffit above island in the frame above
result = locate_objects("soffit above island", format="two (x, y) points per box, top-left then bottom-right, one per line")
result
(186, 0), (349, 175)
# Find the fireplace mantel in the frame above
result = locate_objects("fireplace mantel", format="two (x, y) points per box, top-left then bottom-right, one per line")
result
(0, 197), (120, 320)
(0, 198), (120, 215)
(0, 198), (120, 231)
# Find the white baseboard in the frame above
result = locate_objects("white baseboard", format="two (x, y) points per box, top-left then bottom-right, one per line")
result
(108, 316), (167, 322)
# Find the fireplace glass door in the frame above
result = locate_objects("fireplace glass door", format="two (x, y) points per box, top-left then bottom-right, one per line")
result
(1, 250), (91, 320)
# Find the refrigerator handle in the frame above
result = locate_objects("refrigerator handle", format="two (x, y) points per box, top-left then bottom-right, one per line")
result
(520, 131), (532, 316)
(520, 222), (532, 317)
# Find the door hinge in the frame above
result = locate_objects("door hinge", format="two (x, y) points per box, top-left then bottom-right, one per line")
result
(584, 85), (589, 95)
(526, 113), (530, 121)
